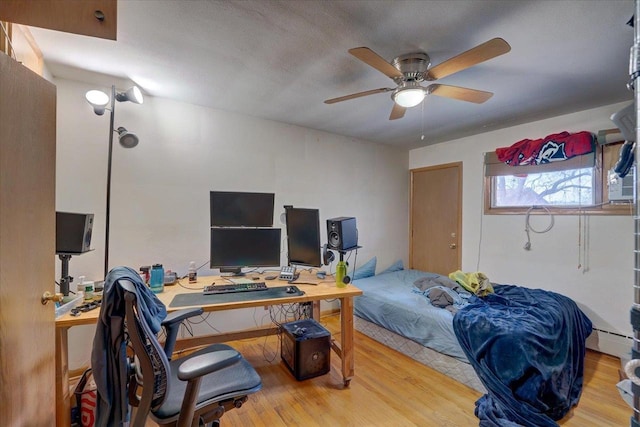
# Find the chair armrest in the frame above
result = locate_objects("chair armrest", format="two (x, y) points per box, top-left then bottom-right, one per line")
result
(177, 349), (241, 381)
(163, 307), (204, 327)
(162, 307), (204, 360)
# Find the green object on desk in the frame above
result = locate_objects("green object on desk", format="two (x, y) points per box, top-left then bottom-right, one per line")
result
(169, 285), (304, 308)
(335, 260), (348, 288)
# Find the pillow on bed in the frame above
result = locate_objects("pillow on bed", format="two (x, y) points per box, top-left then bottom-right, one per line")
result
(353, 257), (377, 280)
(379, 259), (404, 274)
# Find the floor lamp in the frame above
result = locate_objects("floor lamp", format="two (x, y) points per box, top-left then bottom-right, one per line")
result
(86, 85), (143, 277)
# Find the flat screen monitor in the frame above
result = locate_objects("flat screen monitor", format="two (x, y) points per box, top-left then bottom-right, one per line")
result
(210, 227), (281, 274)
(210, 191), (275, 227)
(285, 207), (322, 268)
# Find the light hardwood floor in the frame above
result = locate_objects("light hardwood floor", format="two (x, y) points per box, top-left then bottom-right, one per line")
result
(148, 314), (630, 426)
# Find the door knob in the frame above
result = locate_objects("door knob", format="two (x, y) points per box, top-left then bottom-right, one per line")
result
(41, 291), (63, 305)
(449, 243), (457, 249)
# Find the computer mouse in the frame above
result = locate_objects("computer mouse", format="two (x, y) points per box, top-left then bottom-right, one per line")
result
(316, 271), (326, 279)
(286, 286), (296, 293)
(265, 275), (278, 280)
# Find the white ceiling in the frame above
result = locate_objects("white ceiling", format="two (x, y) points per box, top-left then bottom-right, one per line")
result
(29, 0), (635, 149)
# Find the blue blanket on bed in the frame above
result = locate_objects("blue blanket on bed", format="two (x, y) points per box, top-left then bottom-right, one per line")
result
(453, 285), (592, 426)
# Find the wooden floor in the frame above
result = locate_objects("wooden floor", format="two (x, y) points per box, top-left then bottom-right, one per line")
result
(148, 314), (630, 426)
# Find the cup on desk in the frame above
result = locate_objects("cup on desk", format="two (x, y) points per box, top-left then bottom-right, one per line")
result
(76, 278), (95, 300)
(150, 263), (164, 293)
(83, 281), (95, 300)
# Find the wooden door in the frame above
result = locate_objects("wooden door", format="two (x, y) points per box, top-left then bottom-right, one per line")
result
(410, 162), (462, 275)
(0, 53), (57, 424)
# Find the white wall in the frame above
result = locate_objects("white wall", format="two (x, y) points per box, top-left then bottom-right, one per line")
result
(55, 77), (409, 369)
(410, 101), (634, 357)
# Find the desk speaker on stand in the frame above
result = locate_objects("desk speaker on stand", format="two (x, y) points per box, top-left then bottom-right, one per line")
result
(326, 217), (358, 251)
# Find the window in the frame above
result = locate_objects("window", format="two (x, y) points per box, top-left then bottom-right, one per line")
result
(492, 168), (595, 207)
(484, 138), (632, 215)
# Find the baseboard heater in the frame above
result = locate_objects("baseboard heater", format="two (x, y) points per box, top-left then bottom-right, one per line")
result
(587, 328), (632, 359)
(594, 327), (633, 340)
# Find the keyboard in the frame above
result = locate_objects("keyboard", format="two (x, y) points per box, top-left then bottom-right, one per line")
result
(203, 282), (268, 295)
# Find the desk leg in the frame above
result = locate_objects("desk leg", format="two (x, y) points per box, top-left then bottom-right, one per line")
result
(311, 299), (321, 320)
(340, 296), (355, 386)
(56, 327), (70, 427)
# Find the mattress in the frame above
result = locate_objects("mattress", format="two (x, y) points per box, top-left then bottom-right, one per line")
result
(353, 269), (592, 424)
(354, 316), (485, 393)
(353, 269), (466, 360)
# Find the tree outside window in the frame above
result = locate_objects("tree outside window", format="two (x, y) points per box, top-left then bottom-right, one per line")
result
(493, 168), (594, 207)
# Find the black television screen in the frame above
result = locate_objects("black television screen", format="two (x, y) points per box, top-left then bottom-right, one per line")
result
(210, 191), (275, 227)
(285, 207), (322, 268)
(210, 227), (281, 274)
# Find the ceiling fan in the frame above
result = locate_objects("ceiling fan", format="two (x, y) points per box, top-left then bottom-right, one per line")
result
(324, 38), (511, 120)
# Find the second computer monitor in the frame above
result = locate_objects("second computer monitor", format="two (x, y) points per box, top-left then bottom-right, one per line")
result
(285, 207), (322, 268)
(210, 191), (275, 227)
(210, 227), (281, 275)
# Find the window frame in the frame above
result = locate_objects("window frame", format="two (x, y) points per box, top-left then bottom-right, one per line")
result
(484, 141), (633, 216)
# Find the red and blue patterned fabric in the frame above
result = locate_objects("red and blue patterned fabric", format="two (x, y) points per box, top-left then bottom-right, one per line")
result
(496, 131), (594, 166)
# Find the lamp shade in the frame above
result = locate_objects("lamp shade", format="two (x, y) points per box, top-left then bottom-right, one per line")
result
(116, 127), (139, 148)
(85, 90), (110, 115)
(393, 86), (426, 108)
(115, 86), (144, 104)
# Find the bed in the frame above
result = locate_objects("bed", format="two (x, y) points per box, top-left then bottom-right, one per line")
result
(353, 268), (593, 426)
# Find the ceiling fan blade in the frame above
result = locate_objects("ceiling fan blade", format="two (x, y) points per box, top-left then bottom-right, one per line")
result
(389, 103), (406, 120)
(349, 47), (404, 80)
(426, 38), (511, 81)
(324, 88), (392, 104)
(428, 84), (493, 104)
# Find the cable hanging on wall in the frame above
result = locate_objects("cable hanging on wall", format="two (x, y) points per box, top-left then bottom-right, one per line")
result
(577, 208), (590, 273)
(523, 205), (554, 250)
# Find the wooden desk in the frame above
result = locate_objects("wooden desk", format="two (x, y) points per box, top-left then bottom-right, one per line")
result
(55, 272), (362, 426)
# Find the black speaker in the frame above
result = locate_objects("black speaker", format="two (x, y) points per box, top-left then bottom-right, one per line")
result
(326, 217), (358, 251)
(281, 319), (331, 381)
(56, 212), (94, 254)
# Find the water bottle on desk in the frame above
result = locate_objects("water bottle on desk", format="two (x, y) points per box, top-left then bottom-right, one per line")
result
(188, 261), (197, 283)
(150, 263), (164, 293)
(335, 261), (347, 288)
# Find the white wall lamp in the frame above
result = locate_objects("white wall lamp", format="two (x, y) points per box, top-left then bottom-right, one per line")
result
(86, 85), (143, 277)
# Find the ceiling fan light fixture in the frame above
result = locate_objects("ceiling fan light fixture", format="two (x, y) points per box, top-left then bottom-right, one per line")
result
(393, 85), (426, 108)
(329, 39), (511, 119)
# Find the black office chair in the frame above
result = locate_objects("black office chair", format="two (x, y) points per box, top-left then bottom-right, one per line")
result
(92, 271), (262, 427)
